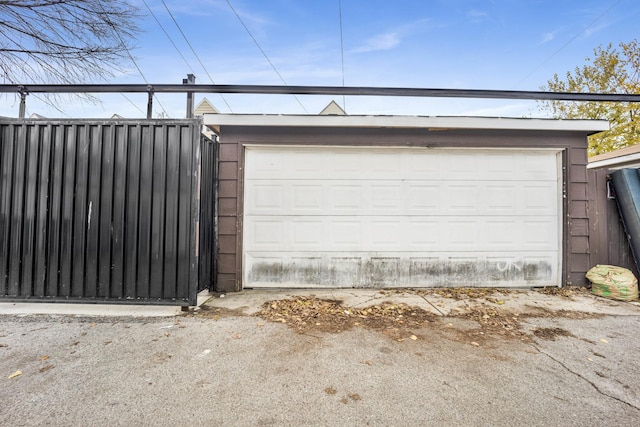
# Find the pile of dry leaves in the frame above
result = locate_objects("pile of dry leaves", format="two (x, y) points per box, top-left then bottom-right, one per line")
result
(257, 296), (436, 335)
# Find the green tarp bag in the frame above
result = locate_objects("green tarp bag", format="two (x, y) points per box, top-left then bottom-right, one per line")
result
(586, 265), (639, 301)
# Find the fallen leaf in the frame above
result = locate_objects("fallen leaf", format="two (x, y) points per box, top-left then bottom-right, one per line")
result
(324, 387), (337, 395)
(39, 365), (54, 373)
(40, 355), (49, 361)
(600, 339), (609, 344)
(410, 335), (418, 341)
(496, 300), (505, 305)
(348, 393), (362, 401)
(8, 370), (22, 379)
(588, 357), (594, 362)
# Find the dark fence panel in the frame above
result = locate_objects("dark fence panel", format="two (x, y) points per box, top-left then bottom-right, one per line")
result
(0, 119), (203, 305)
(198, 136), (217, 292)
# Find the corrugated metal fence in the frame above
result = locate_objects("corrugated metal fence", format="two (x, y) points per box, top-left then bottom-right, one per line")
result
(0, 119), (213, 305)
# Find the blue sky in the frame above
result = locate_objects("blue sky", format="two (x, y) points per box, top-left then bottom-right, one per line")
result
(3, 0), (640, 119)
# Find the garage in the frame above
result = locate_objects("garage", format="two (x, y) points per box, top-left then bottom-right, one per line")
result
(205, 114), (608, 292)
(243, 146), (561, 288)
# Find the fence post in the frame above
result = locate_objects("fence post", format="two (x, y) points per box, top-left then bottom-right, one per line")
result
(146, 85), (154, 119)
(18, 86), (27, 118)
(184, 74), (196, 118)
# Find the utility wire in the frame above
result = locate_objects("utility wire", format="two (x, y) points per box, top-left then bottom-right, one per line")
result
(338, 0), (346, 111)
(225, 0), (309, 113)
(33, 93), (71, 118)
(513, 0), (622, 89)
(160, 0), (234, 113)
(97, 2), (170, 117)
(143, 0), (196, 75)
(120, 93), (146, 115)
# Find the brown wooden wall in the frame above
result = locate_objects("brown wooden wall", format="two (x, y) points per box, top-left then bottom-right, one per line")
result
(215, 125), (592, 291)
(587, 167), (638, 278)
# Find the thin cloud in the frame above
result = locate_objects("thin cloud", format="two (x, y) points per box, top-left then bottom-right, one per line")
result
(351, 32), (401, 53)
(541, 32), (556, 44)
(467, 9), (489, 23)
(348, 18), (435, 54)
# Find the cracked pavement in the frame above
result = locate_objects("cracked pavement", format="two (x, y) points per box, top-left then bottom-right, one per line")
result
(1, 291), (640, 426)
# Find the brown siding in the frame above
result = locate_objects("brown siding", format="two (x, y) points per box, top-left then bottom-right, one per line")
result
(215, 135), (242, 291)
(215, 125), (592, 291)
(587, 167), (638, 278)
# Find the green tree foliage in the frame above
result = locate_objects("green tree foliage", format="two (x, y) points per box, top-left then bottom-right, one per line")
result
(540, 40), (640, 156)
(0, 0), (140, 85)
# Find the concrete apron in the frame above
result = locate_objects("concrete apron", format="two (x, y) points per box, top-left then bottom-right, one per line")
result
(203, 288), (640, 317)
(0, 289), (638, 318)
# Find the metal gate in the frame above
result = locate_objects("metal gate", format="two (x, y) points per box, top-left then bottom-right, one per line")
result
(0, 119), (213, 305)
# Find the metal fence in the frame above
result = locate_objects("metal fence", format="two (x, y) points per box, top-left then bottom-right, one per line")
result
(0, 119), (210, 305)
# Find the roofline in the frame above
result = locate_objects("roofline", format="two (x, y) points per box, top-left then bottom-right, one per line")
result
(203, 114), (609, 133)
(588, 143), (640, 169)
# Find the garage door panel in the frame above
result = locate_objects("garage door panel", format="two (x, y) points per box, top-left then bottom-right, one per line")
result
(244, 252), (559, 287)
(408, 219), (441, 248)
(245, 147), (560, 181)
(446, 185), (480, 212)
(245, 179), (558, 216)
(249, 184), (285, 212)
(243, 147), (561, 288)
(245, 215), (558, 252)
(291, 220), (323, 248)
(446, 153), (479, 180)
(330, 220), (362, 248)
(371, 183), (402, 211)
(292, 184), (323, 211)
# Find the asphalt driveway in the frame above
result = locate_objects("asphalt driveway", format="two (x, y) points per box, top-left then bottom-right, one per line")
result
(1, 289), (639, 426)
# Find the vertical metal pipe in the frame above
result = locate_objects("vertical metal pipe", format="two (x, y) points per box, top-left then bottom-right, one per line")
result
(18, 87), (27, 118)
(184, 74), (196, 118)
(146, 86), (154, 119)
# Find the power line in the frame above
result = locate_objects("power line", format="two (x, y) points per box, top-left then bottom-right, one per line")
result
(225, 0), (309, 113)
(32, 94), (71, 118)
(142, 0), (196, 75)
(338, 0), (346, 111)
(513, 0), (622, 89)
(97, 2), (170, 117)
(120, 93), (146, 115)
(160, 0), (234, 113)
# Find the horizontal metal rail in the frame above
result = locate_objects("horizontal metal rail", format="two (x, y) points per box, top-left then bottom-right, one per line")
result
(2, 83), (640, 102)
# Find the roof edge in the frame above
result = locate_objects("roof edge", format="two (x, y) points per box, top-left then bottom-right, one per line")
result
(203, 114), (609, 132)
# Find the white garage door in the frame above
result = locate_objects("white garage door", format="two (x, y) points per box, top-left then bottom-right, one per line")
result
(243, 146), (561, 288)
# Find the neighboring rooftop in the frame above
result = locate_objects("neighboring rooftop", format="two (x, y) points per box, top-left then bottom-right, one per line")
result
(319, 100), (347, 116)
(195, 98), (219, 115)
(588, 143), (640, 169)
